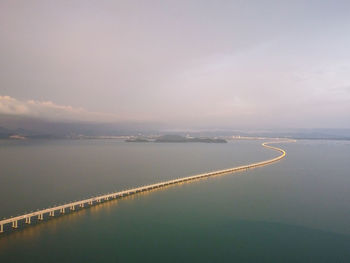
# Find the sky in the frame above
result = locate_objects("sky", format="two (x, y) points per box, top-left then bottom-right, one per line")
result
(1, 0), (350, 129)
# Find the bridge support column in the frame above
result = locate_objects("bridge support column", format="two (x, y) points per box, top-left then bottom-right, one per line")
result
(49, 211), (54, 217)
(38, 214), (44, 220)
(70, 206), (75, 211)
(0, 224), (3, 233)
(105, 197), (109, 201)
(97, 199), (101, 203)
(60, 208), (65, 214)
(25, 217), (31, 224)
(89, 201), (93, 205)
(80, 203), (84, 208)
(12, 220), (18, 228)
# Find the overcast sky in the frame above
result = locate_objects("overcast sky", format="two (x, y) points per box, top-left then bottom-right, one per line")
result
(1, 0), (350, 129)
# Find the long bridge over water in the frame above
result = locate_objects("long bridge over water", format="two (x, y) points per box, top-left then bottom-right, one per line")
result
(0, 140), (293, 234)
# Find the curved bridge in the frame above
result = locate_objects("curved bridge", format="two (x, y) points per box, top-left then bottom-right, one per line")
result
(0, 140), (294, 233)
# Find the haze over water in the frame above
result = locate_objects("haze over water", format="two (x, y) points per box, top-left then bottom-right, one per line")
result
(1, 139), (349, 262)
(1, 1), (350, 262)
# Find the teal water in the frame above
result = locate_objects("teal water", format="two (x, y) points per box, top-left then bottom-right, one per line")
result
(0, 139), (349, 262)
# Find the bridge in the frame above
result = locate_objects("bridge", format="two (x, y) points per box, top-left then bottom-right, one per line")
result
(0, 140), (293, 233)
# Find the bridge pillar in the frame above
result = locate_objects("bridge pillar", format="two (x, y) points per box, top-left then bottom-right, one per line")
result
(70, 206), (75, 211)
(0, 224), (3, 233)
(12, 220), (18, 228)
(89, 201), (93, 205)
(80, 203), (84, 208)
(38, 214), (44, 220)
(49, 211), (54, 217)
(25, 217), (31, 224)
(97, 199), (101, 203)
(105, 197), (109, 201)
(60, 208), (65, 214)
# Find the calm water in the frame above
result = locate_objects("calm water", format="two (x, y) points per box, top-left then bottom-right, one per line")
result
(0, 139), (349, 262)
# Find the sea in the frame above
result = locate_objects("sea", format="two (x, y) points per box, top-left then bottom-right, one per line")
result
(0, 139), (349, 262)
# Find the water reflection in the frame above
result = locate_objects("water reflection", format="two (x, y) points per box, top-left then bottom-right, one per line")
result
(0, 168), (249, 245)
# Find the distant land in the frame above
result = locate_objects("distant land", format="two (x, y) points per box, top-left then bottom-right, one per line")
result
(125, 135), (227, 143)
(1, 114), (350, 141)
(154, 135), (227, 143)
(125, 138), (150, 143)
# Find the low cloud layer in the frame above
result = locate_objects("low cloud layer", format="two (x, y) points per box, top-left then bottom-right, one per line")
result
(0, 95), (120, 123)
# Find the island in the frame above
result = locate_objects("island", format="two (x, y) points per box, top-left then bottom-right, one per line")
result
(125, 137), (150, 142)
(125, 135), (227, 143)
(155, 135), (227, 143)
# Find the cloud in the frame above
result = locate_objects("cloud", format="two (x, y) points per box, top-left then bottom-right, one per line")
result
(0, 95), (119, 123)
(0, 96), (30, 115)
(1, 1), (350, 129)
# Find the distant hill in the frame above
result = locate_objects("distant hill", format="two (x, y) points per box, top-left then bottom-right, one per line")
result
(1, 113), (350, 140)
(155, 135), (227, 143)
(0, 114), (163, 139)
(125, 137), (150, 142)
(0, 127), (12, 139)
